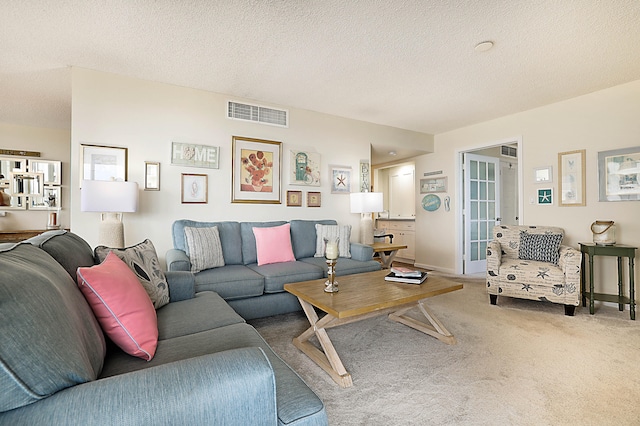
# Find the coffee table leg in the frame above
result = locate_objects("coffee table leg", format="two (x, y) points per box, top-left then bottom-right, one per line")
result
(389, 300), (456, 345)
(292, 297), (353, 388)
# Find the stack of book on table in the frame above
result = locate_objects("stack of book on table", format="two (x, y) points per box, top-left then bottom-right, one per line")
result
(385, 267), (428, 284)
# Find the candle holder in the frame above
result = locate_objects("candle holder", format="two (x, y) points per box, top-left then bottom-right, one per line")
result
(325, 258), (339, 293)
(324, 237), (339, 293)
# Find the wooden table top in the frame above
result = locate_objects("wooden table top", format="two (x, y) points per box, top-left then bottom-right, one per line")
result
(284, 269), (463, 319)
(369, 242), (408, 253)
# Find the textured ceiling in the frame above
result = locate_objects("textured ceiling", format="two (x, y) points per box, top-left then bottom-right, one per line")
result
(1, 0), (640, 163)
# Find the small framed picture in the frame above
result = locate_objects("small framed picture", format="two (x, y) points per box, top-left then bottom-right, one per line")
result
(286, 190), (302, 206)
(533, 166), (552, 183)
(307, 191), (321, 207)
(181, 173), (208, 204)
(330, 166), (351, 194)
(420, 176), (447, 193)
(144, 162), (160, 191)
(80, 144), (127, 187)
(537, 188), (553, 205)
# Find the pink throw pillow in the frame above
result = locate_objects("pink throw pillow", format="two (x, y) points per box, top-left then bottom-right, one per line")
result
(77, 252), (158, 361)
(253, 223), (296, 266)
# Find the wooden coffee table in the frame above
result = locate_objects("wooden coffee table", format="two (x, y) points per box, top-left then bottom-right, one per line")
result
(284, 269), (463, 387)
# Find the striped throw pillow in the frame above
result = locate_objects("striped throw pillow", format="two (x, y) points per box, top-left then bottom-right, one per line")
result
(184, 226), (225, 273)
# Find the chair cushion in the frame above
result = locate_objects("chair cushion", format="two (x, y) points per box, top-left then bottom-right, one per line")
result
(518, 231), (563, 265)
(0, 244), (105, 412)
(95, 239), (170, 309)
(253, 223), (296, 266)
(77, 252), (158, 361)
(497, 257), (566, 286)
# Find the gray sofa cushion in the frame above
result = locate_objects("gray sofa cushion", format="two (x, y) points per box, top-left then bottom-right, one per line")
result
(27, 230), (95, 279)
(301, 256), (382, 277)
(240, 221), (287, 265)
(290, 219), (337, 259)
(195, 264), (265, 300)
(156, 291), (245, 340)
(172, 220), (243, 265)
(0, 244), (105, 412)
(100, 323), (326, 426)
(248, 261), (324, 293)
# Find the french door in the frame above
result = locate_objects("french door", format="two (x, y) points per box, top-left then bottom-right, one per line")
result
(464, 153), (501, 274)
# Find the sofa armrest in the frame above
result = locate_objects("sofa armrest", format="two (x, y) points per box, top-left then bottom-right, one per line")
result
(165, 271), (196, 302)
(166, 248), (191, 272)
(350, 242), (374, 261)
(0, 348), (278, 426)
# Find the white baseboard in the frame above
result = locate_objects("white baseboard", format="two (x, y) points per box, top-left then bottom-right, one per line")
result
(413, 262), (457, 275)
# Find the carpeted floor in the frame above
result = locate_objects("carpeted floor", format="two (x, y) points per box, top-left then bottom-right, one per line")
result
(250, 273), (640, 426)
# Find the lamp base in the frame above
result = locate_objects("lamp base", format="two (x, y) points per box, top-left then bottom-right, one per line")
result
(99, 212), (125, 248)
(360, 214), (374, 245)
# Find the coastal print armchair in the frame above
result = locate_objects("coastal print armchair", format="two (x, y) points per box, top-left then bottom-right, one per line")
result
(486, 225), (581, 316)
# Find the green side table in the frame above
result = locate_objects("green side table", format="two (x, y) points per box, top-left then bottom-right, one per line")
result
(579, 243), (636, 320)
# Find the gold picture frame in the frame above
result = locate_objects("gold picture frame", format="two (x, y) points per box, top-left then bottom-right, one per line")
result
(558, 149), (586, 206)
(181, 173), (208, 204)
(80, 144), (128, 188)
(231, 136), (282, 204)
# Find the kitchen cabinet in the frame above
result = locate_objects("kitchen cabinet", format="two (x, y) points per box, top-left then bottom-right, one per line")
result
(376, 220), (415, 261)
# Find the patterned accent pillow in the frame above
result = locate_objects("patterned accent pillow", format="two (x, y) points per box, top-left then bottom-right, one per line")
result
(184, 225), (225, 273)
(314, 224), (352, 258)
(518, 231), (563, 265)
(95, 239), (170, 309)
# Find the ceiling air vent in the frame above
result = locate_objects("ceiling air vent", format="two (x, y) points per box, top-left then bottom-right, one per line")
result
(227, 101), (288, 127)
(501, 145), (517, 158)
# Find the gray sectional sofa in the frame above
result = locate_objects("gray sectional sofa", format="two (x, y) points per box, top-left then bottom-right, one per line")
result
(166, 219), (382, 319)
(0, 231), (327, 425)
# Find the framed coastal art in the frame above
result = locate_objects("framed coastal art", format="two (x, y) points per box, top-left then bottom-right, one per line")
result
(181, 173), (208, 204)
(598, 146), (640, 202)
(80, 144), (127, 187)
(232, 136), (282, 204)
(289, 150), (320, 186)
(558, 150), (586, 206)
(420, 176), (448, 193)
(330, 165), (352, 194)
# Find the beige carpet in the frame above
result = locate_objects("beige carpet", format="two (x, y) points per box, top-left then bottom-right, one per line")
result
(250, 273), (640, 426)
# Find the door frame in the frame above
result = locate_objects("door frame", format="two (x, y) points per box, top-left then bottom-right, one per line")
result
(454, 136), (523, 274)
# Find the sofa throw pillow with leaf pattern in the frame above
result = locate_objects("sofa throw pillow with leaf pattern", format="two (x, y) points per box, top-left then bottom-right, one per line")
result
(518, 231), (563, 265)
(94, 239), (170, 309)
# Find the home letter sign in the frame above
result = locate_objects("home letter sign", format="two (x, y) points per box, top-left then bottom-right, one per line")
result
(171, 142), (219, 169)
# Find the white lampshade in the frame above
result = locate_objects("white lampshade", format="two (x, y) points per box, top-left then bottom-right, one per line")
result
(350, 192), (383, 214)
(81, 180), (138, 248)
(81, 180), (139, 213)
(350, 192), (383, 245)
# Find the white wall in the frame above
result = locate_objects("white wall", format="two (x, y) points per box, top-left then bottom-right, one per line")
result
(0, 123), (70, 231)
(70, 68), (433, 264)
(415, 79), (640, 297)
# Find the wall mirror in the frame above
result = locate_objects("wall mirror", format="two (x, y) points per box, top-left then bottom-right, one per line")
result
(0, 157), (25, 183)
(29, 159), (61, 185)
(8, 172), (44, 197)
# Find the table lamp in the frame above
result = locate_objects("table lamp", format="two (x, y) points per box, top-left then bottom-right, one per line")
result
(81, 180), (138, 248)
(350, 192), (383, 245)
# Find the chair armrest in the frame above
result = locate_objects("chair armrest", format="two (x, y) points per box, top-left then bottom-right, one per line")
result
(559, 245), (581, 292)
(166, 248), (191, 272)
(350, 243), (374, 261)
(165, 271), (196, 302)
(0, 348), (278, 426)
(486, 241), (502, 293)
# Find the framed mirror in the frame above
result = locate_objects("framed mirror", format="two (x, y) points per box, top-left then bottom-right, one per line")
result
(29, 186), (61, 210)
(0, 157), (25, 184)
(29, 159), (61, 185)
(0, 181), (25, 209)
(8, 172), (44, 197)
